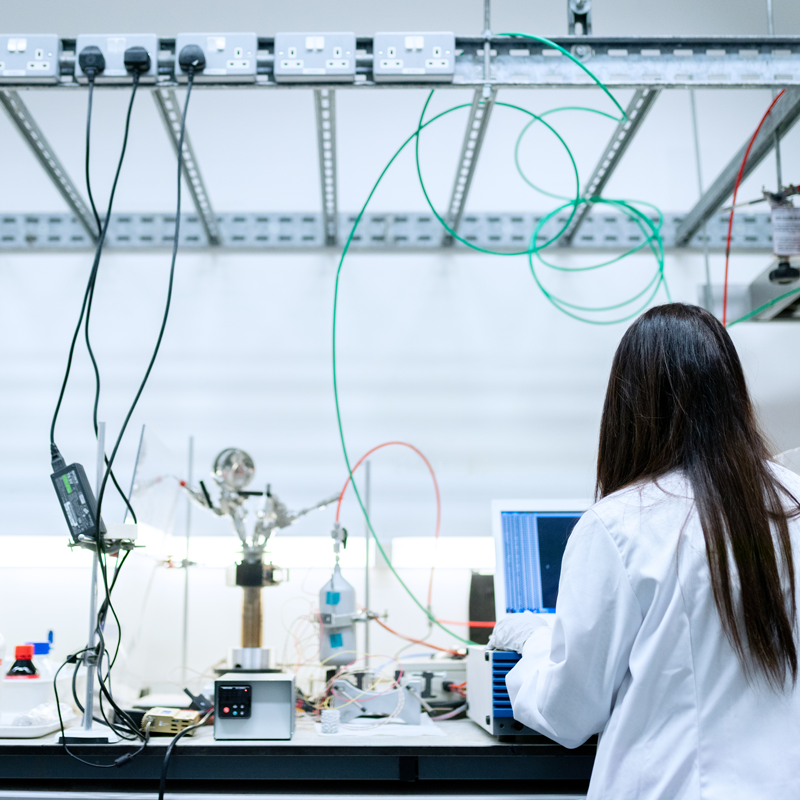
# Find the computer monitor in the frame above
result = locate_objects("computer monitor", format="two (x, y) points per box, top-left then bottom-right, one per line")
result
(491, 499), (591, 618)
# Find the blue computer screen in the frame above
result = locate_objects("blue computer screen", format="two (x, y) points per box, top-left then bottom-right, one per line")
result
(500, 511), (581, 613)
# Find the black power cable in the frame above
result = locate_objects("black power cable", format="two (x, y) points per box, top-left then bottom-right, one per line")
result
(52, 47), (206, 770)
(49, 53), (139, 525)
(84, 77), (102, 234)
(65, 554), (142, 744)
(88, 61), (204, 750)
(84, 73), (141, 526)
(53, 649), (148, 769)
(56, 68), (146, 748)
(84, 48), (158, 527)
(158, 709), (214, 800)
(49, 45), (162, 767)
(93, 51), (204, 530)
(80, 45), (105, 234)
(89, 52), (207, 717)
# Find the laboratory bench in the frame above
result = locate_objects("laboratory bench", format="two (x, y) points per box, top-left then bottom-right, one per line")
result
(0, 718), (594, 797)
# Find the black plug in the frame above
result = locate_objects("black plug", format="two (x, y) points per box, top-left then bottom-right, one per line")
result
(124, 46), (151, 74)
(178, 44), (206, 75)
(184, 688), (213, 713)
(78, 45), (106, 79)
(50, 443), (66, 472)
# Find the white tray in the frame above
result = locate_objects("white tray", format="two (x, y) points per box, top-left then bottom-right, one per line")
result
(0, 720), (61, 739)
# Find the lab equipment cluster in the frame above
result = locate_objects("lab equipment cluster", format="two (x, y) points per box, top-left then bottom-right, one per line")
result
(0, 32), (457, 84)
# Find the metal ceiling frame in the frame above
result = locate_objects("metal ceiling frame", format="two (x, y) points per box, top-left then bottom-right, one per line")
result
(443, 86), (497, 245)
(0, 210), (777, 252)
(559, 87), (661, 245)
(1, 34), (799, 253)
(0, 89), (98, 241)
(674, 86), (800, 246)
(152, 88), (221, 246)
(314, 89), (338, 247)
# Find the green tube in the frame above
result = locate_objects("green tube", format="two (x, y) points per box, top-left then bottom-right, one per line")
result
(331, 35), (671, 644)
(727, 287), (800, 327)
(497, 32), (627, 121)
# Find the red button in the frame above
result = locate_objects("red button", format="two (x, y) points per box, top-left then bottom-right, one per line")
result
(223, 707), (230, 713)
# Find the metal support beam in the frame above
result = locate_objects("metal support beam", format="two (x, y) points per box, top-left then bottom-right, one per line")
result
(675, 86), (800, 246)
(0, 89), (98, 242)
(443, 86), (497, 245)
(314, 89), (338, 247)
(151, 88), (221, 246)
(0, 211), (777, 252)
(0, 35), (797, 89)
(560, 88), (661, 244)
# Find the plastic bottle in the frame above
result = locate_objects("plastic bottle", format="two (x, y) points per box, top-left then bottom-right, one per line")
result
(26, 632), (55, 681)
(6, 645), (39, 679)
(319, 563), (357, 667)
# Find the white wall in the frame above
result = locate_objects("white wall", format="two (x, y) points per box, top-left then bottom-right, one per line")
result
(2, 0), (800, 690)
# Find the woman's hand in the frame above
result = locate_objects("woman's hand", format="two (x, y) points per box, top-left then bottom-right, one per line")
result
(486, 611), (554, 653)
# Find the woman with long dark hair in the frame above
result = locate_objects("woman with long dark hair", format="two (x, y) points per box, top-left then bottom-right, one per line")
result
(491, 303), (800, 798)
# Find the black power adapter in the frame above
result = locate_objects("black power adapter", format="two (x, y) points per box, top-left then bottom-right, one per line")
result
(50, 447), (106, 544)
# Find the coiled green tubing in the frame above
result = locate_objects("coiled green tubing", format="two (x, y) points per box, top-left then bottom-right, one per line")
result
(332, 34), (672, 646)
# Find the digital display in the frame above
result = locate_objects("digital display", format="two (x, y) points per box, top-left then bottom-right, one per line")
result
(536, 515), (580, 610)
(501, 511), (581, 613)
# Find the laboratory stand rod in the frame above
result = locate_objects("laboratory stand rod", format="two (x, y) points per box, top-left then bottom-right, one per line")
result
(364, 459), (371, 667)
(83, 421), (105, 730)
(124, 424), (146, 522)
(689, 90), (712, 307)
(181, 435), (194, 685)
(767, 0), (783, 190)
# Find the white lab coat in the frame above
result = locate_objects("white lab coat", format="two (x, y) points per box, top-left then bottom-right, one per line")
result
(506, 466), (800, 800)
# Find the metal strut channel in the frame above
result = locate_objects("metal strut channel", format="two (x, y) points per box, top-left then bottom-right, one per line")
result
(442, 86), (497, 245)
(314, 89), (338, 246)
(0, 89), (98, 242)
(674, 86), (800, 246)
(0, 211), (776, 252)
(152, 88), (221, 246)
(560, 88), (661, 245)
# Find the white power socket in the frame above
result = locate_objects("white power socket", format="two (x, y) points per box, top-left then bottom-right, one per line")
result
(373, 32), (455, 83)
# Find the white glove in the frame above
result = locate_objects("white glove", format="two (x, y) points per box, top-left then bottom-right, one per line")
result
(487, 611), (554, 653)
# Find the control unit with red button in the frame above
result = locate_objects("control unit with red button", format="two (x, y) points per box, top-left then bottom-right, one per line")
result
(217, 685), (252, 718)
(214, 672), (295, 740)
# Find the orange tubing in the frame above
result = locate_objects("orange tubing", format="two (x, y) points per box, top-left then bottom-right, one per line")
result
(722, 90), (785, 326)
(335, 441), (441, 607)
(436, 619), (496, 628)
(373, 617), (461, 657)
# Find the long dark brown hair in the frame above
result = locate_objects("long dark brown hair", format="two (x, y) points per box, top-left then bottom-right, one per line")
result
(597, 303), (798, 689)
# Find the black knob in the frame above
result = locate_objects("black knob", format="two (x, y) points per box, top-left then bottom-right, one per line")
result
(769, 260), (800, 285)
